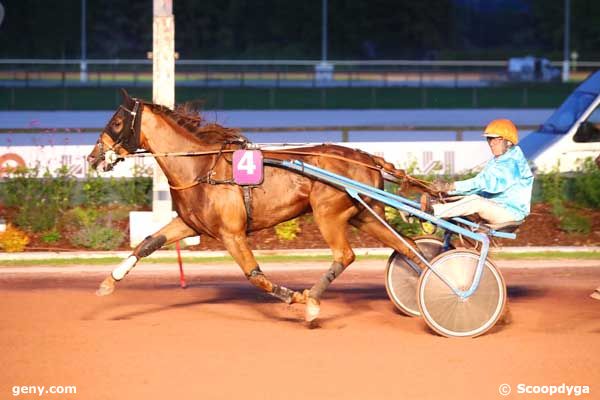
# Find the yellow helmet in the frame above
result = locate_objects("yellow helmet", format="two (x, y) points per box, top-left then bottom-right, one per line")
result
(483, 119), (519, 145)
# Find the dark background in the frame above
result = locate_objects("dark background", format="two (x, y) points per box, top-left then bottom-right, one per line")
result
(1, 0), (599, 60)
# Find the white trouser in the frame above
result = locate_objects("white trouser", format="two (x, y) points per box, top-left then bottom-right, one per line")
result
(432, 195), (519, 224)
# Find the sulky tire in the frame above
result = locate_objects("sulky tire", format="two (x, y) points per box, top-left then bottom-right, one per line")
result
(417, 249), (506, 338)
(384, 236), (447, 317)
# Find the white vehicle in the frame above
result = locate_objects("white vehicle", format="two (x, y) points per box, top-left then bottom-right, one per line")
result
(520, 70), (600, 172)
(508, 56), (561, 82)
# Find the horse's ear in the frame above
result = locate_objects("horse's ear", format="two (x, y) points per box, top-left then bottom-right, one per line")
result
(119, 88), (131, 104)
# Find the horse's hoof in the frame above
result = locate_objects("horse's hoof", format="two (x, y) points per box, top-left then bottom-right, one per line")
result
(95, 276), (116, 296)
(591, 289), (600, 301)
(305, 296), (321, 322)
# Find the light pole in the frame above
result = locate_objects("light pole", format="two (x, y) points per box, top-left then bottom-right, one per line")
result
(321, 0), (327, 63)
(130, 0), (181, 248)
(562, 0), (570, 82)
(315, 0), (333, 84)
(152, 0), (175, 219)
(0, 2), (5, 28)
(80, 0), (87, 82)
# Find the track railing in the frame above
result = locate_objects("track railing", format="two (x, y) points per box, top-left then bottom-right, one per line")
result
(1, 59), (598, 88)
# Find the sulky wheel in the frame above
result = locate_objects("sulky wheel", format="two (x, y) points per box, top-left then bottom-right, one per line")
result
(385, 236), (447, 317)
(417, 249), (506, 338)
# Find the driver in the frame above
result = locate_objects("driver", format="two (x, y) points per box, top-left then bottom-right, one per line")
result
(421, 119), (534, 225)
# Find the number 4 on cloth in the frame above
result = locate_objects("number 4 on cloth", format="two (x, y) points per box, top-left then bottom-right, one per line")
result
(233, 150), (264, 185)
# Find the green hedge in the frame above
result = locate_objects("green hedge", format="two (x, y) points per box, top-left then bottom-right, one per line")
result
(0, 162), (596, 249)
(0, 83), (578, 110)
(0, 167), (151, 233)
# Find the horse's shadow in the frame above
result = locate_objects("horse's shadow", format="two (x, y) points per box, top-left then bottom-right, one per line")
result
(507, 284), (547, 299)
(83, 282), (392, 326)
(83, 283), (276, 322)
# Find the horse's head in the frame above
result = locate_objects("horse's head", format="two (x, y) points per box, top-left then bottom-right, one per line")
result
(87, 89), (143, 172)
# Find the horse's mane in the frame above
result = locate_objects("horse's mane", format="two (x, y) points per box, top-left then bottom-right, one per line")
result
(147, 102), (248, 145)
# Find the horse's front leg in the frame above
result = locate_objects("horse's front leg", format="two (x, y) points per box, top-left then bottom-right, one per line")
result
(220, 231), (306, 305)
(96, 216), (196, 296)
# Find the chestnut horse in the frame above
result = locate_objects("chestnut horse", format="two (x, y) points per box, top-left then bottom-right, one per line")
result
(87, 90), (427, 322)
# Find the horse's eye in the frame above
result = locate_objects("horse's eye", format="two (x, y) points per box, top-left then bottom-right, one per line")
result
(111, 118), (124, 131)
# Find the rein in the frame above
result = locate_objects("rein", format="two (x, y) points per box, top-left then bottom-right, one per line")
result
(121, 147), (432, 192)
(101, 100), (434, 192)
(260, 149), (434, 191)
(125, 148), (393, 172)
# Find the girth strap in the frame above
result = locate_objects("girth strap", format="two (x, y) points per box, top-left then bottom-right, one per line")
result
(242, 186), (253, 232)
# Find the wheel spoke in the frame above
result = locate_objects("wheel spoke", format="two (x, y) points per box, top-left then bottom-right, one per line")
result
(418, 250), (506, 337)
(384, 238), (445, 317)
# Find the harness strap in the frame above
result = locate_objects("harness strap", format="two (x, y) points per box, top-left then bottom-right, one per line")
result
(115, 100), (142, 153)
(262, 149), (396, 175)
(151, 148), (429, 193)
(262, 150), (433, 191)
(123, 149), (236, 158)
(170, 177), (253, 231)
(125, 148), (400, 177)
(242, 186), (253, 231)
(169, 179), (204, 191)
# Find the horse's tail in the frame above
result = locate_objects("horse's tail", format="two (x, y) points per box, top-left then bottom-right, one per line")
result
(369, 154), (435, 194)
(369, 154), (405, 180)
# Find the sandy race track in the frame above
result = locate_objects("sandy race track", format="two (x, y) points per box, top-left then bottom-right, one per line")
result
(1, 259), (600, 400)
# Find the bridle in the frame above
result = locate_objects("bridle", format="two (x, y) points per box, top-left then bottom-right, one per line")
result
(96, 99), (143, 167)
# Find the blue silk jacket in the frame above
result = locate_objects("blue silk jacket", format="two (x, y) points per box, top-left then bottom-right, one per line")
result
(450, 146), (534, 221)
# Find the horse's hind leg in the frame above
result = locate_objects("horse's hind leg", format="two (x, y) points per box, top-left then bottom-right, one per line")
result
(96, 217), (196, 296)
(306, 211), (356, 322)
(219, 231), (306, 304)
(350, 206), (425, 269)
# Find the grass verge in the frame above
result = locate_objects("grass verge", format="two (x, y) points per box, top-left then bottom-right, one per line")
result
(0, 251), (599, 267)
(0, 254), (382, 267)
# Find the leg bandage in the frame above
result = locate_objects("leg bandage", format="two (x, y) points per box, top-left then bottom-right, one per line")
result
(309, 261), (345, 300)
(136, 235), (167, 258)
(246, 266), (295, 303)
(271, 285), (295, 304)
(112, 255), (138, 281)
